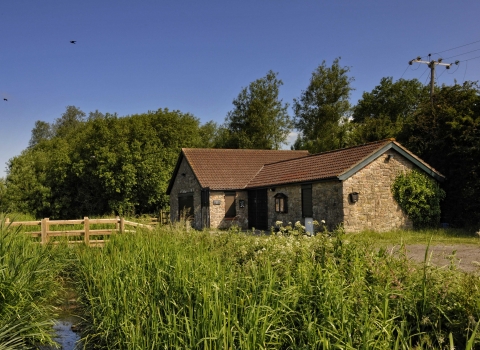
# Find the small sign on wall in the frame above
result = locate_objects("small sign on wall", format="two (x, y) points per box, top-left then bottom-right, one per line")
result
(213, 200), (221, 205)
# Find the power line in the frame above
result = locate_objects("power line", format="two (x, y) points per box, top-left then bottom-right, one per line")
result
(415, 39), (480, 61)
(463, 55), (480, 62)
(432, 39), (480, 56)
(444, 48), (480, 60)
(447, 64), (461, 75)
(418, 67), (429, 79)
(436, 68), (447, 81)
(424, 72), (431, 86)
(400, 64), (410, 79)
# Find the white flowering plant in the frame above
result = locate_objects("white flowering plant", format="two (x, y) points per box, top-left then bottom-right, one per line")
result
(273, 220), (325, 237)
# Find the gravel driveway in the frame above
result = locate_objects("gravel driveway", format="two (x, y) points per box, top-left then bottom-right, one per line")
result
(390, 244), (480, 273)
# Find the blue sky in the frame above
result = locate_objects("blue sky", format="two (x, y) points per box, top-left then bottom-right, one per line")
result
(1, 0), (479, 178)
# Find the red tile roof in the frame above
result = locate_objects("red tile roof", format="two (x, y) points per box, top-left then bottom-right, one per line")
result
(246, 139), (396, 188)
(167, 139), (444, 194)
(182, 148), (310, 190)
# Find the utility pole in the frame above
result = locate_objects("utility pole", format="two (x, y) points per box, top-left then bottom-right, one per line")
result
(409, 54), (457, 102)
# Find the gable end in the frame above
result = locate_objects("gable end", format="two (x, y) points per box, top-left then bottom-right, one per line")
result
(337, 143), (445, 182)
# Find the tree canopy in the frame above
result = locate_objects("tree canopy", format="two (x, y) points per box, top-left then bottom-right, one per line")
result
(351, 78), (429, 144)
(293, 58), (354, 153)
(2, 107), (213, 218)
(221, 71), (292, 149)
(397, 81), (480, 227)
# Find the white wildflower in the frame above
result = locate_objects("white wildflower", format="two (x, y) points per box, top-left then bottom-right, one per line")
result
(321, 220), (326, 224)
(275, 221), (283, 226)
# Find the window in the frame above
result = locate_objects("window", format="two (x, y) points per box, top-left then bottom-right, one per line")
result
(301, 184), (313, 217)
(274, 193), (288, 213)
(225, 192), (236, 218)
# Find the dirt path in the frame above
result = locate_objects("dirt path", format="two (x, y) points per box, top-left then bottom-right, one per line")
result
(390, 244), (480, 273)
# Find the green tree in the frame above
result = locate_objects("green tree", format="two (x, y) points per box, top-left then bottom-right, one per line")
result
(4, 107), (209, 218)
(293, 58), (354, 153)
(198, 121), (220, 148)
(0, 177), (6, 212)
(398, 81), (480, 227)
(29, 120), (53, 148)
(3, 148), (53, 217)
(351, 77), (429, 144)
(52, 105), (86, 138)
(223, 71), (292, 149)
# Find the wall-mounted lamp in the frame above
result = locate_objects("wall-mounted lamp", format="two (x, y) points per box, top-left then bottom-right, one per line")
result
(349, 192), (359, 203)
(387, 154), (395, 161)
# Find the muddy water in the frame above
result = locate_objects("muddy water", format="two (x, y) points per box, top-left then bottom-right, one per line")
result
(52, 316), (81, 349)
(38, 285), (83, 350)
(38, 315), (81, 350)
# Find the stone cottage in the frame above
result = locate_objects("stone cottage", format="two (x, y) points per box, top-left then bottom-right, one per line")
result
(166, 139), (444, 232)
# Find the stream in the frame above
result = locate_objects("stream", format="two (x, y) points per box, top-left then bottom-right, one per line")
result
(37, 315), (81, 350)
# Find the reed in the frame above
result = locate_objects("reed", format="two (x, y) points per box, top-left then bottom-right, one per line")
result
(72, 226), (480, 349)
(0, 215), (65, 349)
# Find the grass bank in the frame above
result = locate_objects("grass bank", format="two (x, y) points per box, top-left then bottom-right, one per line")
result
(0, 216), (66, 349)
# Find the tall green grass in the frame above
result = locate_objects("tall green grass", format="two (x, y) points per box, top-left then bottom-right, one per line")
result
(0, 215), (66, 349)
(73, 227), (480, 349)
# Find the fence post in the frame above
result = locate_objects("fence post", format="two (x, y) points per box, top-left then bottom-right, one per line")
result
(160, 211), (163, 225)
(115, 216), (120, 231)
(41, 218), (49, 244)
(120, 217), (125, 233)
(5, 218), (9, 225)
(84, 217), (90, 246)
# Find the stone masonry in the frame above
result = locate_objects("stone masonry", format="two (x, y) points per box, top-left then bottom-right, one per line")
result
(169, 157), (202, 229)
(210, 191), (248, 230)
(342, 150), (413, 232)
(267, 182), (343, 231)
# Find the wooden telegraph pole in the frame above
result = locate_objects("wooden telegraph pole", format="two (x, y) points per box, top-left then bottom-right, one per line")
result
(409, 54), (457, 102)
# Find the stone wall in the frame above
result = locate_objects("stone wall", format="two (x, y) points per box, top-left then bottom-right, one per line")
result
(210, 190), (248, 229)
(169, 157), (203, 229)
(267, 181), (343, 231)
(342, 150), (414, 232)
(267, 186), (301, 229)
(312, 182), (343, 230)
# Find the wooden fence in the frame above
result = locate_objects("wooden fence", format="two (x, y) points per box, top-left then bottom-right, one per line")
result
(5, 216), (156, 247)
(158, 210), (170, 225)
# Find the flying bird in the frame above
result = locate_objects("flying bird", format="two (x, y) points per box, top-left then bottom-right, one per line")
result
(3, 98), (7, 101)
(70, 40), (76, 44)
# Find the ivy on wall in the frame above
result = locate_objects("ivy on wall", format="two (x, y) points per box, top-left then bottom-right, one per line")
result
(391, 170), (446, 228)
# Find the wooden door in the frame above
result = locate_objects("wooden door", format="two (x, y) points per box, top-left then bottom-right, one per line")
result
(248, 189), (268, 230)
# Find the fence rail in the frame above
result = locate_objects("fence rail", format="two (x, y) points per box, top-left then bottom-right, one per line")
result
(5, 216), (159, 247)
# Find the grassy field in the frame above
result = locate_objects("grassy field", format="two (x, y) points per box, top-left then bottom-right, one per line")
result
(350, 227), (480, 246)
(1, 215), (479, 349)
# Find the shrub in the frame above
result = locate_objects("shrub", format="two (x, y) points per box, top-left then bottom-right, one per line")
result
(392, 170), (446, 228)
